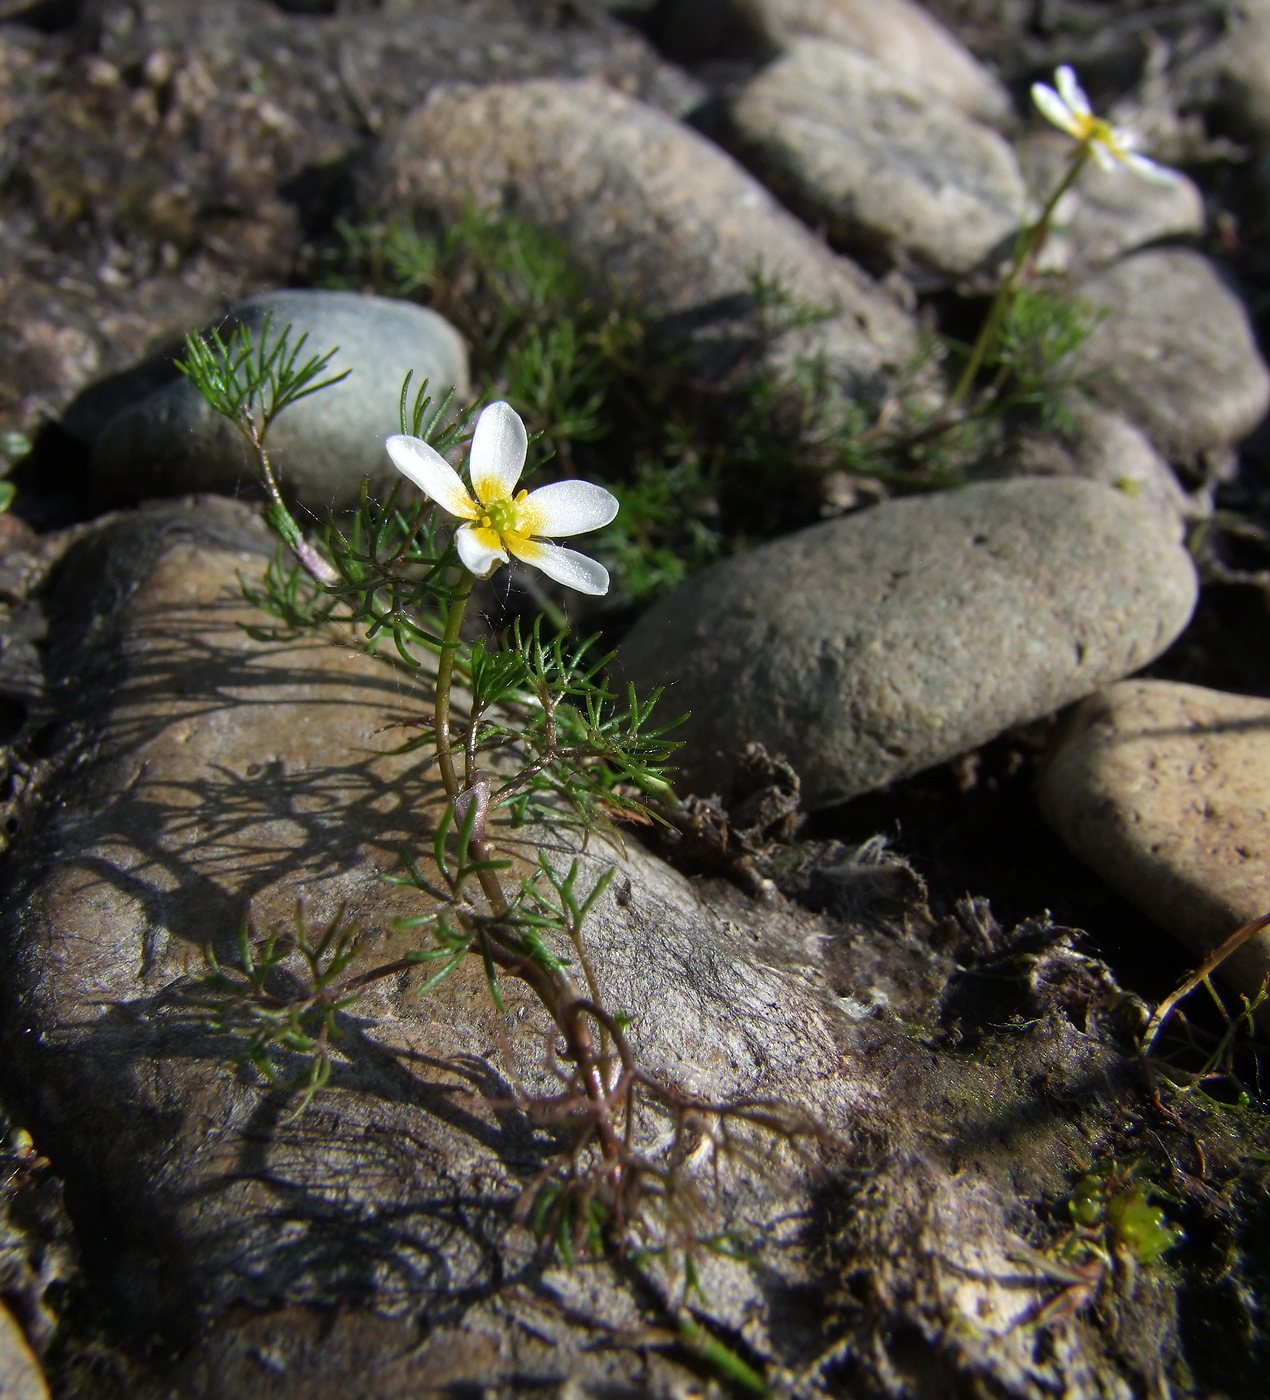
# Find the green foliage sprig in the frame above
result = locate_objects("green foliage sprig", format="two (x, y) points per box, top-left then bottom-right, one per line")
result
(325, 196), (1117, 604)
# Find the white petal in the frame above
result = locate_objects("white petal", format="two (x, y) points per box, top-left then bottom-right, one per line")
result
(455, 524), (509, 578)
(469, 401), (528, 504)
(506, 538), (609, 596)
(1032, 82), (1082, 138)
(1121, 150), (1183, 185)
(520, 480), (619, 537)
(385, 435), (477, 519)
(1055, 65), (1091, 117)
(1091, 139), (1120, 173)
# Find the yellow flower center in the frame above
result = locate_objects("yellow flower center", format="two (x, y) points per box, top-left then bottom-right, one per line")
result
(478, 488), (533, 538)
(481, 498), (517, 534)
(1079, 115), (1123, 152)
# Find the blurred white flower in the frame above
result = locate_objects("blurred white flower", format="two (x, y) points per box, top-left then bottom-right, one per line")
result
(1031, 65), (1180, 185)
(386, 401), (618, 596)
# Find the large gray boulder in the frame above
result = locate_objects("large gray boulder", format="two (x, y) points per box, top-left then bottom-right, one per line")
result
(90, 291), (469, 512)
(618, 478), (1197, 808)
(373, 79), (919, 399)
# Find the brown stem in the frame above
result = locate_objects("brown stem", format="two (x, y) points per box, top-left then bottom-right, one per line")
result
(432, 576), (623, 1166)
(1142, 910), (1270, 1052)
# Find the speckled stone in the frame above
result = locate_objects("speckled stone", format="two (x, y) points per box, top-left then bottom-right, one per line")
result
(994, 393), (1190, 539)
(617, 478), (1197, 808)
(1074, 249), (1270, 462)
(727, 41), (1026, 275)
(1039, 679), (1270, 1007)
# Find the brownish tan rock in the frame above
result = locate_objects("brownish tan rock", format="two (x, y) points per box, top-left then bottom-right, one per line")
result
(1039, 679), (1270, 1003)
(0, 502), (888, 1390)
(0, 1301), (48, 1400)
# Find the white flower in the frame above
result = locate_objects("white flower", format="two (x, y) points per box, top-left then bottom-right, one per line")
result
(1031, 65), (1180, 185)
(385, 401), (619, 596)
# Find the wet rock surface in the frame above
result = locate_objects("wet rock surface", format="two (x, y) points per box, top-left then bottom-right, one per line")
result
(1039, 679), (1270, 1004)
(725, 40), (1026, 275)
(90, 290), (469, 509)
(618, 478), (1197, 808)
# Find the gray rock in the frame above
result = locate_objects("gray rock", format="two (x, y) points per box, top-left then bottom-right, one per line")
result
(0, 500), (1194, 1397)
(1023, 129), (1204, 276)
(1171, 0), (1270, 148)
(1039, 679), (1270, 1014)
(0, 0), (699, 455)
(726, 41), (1027, 275)
(618, 478), (1197, 808)
(994, 393), (1192, 539)
(1074, 248), (1270, 462)
(90, 291), (469, 511)
(654, 0), (1013, 128)
(374, 78), (919, 399)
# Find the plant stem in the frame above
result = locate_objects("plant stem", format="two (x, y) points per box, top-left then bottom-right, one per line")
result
(431, 567), (625, 1165)
(947, 145), (1090, 408)
(239, 417), (339, 587)
(433, 572), (473, 803)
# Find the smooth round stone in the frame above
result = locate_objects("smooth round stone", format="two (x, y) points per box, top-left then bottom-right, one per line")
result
(654, 0), (1013, 128)
(727, 41), (1027, 275)
(1039, 680), (1270, 1007)
(617, 478), (1197, 808)
(90, 291), (469, 511)
(1074, 249), (1270, 462)
(996, 393), (1190, 540)
(375, 78), (918, 395)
